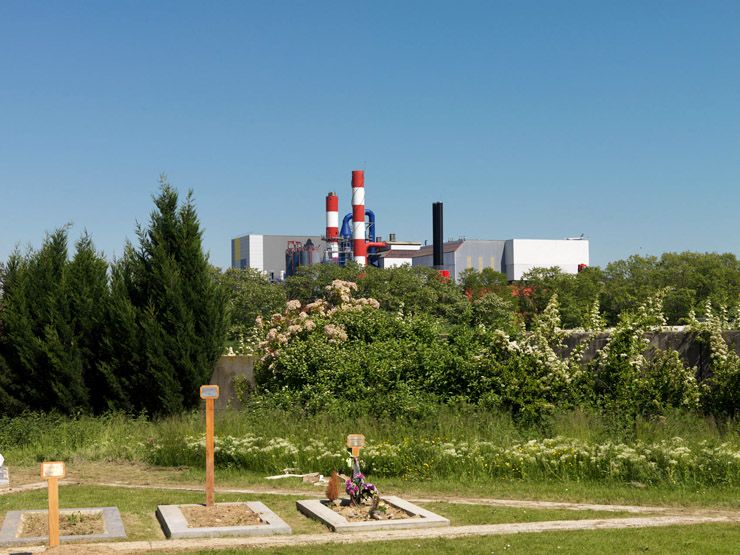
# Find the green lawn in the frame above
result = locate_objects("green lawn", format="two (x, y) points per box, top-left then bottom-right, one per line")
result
(0, 484), (646, 542)
(148, 524), (740, 555)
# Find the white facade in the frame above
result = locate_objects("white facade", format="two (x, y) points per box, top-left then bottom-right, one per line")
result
(504, 239), (589, 281)
(380, 257), (414, 268)
(247, 235), (264, 272)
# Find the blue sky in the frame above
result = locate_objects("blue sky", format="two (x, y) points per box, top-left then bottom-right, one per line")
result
(1, 1), (738, 268)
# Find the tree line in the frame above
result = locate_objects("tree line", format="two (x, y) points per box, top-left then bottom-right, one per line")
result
(2, 178), (737, 417)
(0, 180), (226, 416)
(224, 252), (739, 340)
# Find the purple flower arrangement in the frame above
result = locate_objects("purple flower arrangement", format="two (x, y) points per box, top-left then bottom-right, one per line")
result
(345, 470), (377, 505)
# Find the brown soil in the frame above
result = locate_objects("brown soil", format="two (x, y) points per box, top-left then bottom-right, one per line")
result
(327, 498), (417, 522)
(19, 511), (104, 537)
(180, 503), (263, 528)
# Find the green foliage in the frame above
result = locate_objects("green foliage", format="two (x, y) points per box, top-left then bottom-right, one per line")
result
(0, 178), (227, 416)
(601, 252), (740, 325)
(109, 178), (227, 415)
(218, 267), (287, 338)
(588, 292), (701, 433)
(459, 267), (509, 298)
(688, 302), (740, 418)
(471, 292), (518, 333)
(518, 266), (604, 328)
(0, 229), (105, 414)
(283, 263), (360, 305)
(358, 265), (472, 325)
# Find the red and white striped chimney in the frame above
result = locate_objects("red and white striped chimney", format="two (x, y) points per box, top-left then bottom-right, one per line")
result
(351, 170), (366, 266)
(325, 192), (339, 262)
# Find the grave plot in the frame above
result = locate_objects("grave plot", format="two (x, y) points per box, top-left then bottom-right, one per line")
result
(0, 460), (127, 547)
(156, 501), (291, 539)
(297, 434), (450, 533)
(297, 495), (449, 533)
(0, 507), (126, 547)
(156, 385), (292, 539)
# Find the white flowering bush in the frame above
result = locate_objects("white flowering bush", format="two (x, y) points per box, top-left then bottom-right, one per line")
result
(688, 302), (740, 417)
(472, 295), (589, 423)
(145, 432), (740, 486)
(589, 291), (700, 430)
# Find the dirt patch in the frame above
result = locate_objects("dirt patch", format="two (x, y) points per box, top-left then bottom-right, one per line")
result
(19, 511), (104, 537)
(326, 499), (417, 522)
(180, 504), (263, 528)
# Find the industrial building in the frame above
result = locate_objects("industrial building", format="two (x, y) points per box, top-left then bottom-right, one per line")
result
(230, 170), (590, 282)
(231, 234), (325, 282)
(379, 238), (589, 282)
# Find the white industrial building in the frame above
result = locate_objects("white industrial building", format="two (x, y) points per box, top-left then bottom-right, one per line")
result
(233, 233), (588, 283)
(380, 238), (588, 281)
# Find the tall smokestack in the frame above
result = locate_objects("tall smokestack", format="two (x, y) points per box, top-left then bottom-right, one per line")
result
(351, 170), (366, 266)
(325, 192), (339, 261)
(433, 202), (443, 269)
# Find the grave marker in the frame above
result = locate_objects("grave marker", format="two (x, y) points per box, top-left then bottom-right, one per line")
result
(200, 385), (220, 507)
(40, 461), (66, 547)
(346, 434), (365, 458)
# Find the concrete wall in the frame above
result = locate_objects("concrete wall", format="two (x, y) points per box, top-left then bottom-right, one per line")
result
(562, 330), (740, 379)
(209, 355), (255, 410)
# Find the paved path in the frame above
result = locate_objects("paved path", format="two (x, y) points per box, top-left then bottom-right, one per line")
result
(2, 514), (738, 554)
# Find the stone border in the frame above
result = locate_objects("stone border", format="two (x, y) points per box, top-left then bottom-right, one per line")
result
(0, 506), (126, 546)
(296, 495), (450, 533)
(156, 501), (291, 539)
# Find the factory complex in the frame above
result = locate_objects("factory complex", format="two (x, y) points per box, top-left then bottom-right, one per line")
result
(231, 171), (589, 283)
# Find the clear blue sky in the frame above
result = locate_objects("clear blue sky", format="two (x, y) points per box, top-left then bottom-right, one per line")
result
(1, 1), (738, 269)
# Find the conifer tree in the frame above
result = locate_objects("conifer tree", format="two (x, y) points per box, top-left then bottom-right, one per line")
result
(111, 178), (227, 414)
(0, 229), (89, 413)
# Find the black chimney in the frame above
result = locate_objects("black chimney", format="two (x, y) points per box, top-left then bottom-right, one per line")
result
(432, 202), (443, 269)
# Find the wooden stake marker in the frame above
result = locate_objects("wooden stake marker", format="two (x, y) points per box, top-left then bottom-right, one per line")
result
(346, 434), (365, 458)
(200, 385), (220, 507)
(40, 461), (66, 548)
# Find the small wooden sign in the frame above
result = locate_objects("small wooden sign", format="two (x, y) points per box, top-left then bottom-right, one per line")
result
(40, 462), (65, 547)
(200, 385), (220, 399)
(40, 462), (66, 479)
(346, 434), (365, 457)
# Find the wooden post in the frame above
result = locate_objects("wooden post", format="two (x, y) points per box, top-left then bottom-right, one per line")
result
(200, 385), (220, 507)
(41, 462), (65, 548)
(205, 396), (215, 507)
(47, 476), (60, 547)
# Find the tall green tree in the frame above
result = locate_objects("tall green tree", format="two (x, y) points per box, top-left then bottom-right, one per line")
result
(110, 178), (227, 415)
(0, 229), (91, 414)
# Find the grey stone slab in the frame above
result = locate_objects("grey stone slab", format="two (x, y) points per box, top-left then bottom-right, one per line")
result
(296, 495), (450, 533)
(0, 467), (8, 488)
(156, 501), (292, 539)
(0, 506), (126, 547)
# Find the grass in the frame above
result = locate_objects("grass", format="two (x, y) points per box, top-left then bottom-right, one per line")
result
(0, 484), (645, 542)
(147, 524), (740, 555)
(1, 407), (738, 495)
